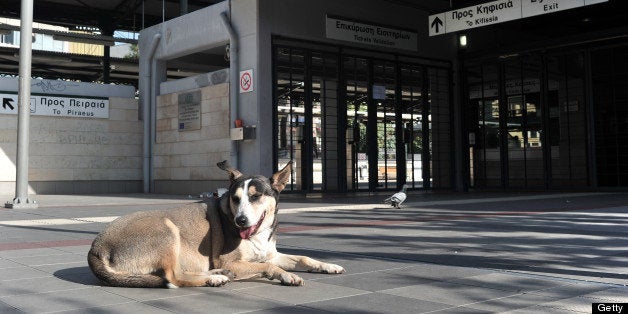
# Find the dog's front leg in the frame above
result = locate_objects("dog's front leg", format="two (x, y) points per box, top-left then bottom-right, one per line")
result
(270, 253), (345, 274)
(224, 260), (304, 286)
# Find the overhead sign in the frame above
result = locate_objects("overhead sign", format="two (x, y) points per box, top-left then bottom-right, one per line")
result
(239, 69), (254, 93)
(326, 16), (418, 51)
(429, 0), (608, 36)
(0, 93), (109, 118)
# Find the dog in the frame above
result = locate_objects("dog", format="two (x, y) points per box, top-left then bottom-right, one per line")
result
(87, 160), (345, 288)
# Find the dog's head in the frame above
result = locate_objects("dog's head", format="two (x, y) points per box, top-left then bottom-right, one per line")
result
(217, 160), (292, 240)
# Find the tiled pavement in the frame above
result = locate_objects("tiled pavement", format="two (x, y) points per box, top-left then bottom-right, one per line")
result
(0, 191), (627, 313)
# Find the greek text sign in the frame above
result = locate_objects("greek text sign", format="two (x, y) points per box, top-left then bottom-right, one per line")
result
(178, 90), (201, 131)
(326, 16), (418, 51)
(0, 92), (109, 118)
(429, 0), (608, 36)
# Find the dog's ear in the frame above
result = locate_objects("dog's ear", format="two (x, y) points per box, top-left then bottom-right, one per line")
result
(271, 161), (293, 193)
(217, 160), (242, 182)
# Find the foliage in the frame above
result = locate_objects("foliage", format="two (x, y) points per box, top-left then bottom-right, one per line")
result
(124, 44), (139, 59)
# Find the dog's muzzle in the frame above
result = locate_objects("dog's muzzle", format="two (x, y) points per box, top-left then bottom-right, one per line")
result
(235, 212), (266, 239)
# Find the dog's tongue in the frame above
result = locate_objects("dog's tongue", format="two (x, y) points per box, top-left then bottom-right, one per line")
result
(239, 226), (257, 239)
(239, 212), (265, 239)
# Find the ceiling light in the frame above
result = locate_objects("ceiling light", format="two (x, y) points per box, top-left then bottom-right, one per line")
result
(459, 34), (467, 48)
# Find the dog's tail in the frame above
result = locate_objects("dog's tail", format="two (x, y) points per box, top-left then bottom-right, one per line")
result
(87, 249), (168, 288)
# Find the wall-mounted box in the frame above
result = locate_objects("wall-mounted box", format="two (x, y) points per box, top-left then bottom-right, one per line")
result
(230, 126), (256, 141)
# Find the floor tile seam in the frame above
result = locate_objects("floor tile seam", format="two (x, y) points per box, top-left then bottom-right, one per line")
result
(239, 288), (373, 307)
(42, 300), (159, 314)
(0, 216), (118, 227)
(0, 266), (51, 280)
(506, 303), (589, 314)
(96, 286), (212, 303)
(420, 304), (483, 314)
(6, 249), (86, 258)
(0, 243), (91, 253)
(371, 265), (622, 296)
(236, 304), (336, 314)
(1, 198), (625, 227)
(279, 192), (619, 213)
(0, 283), (97, 298)
(278, 243), (503, 278)
(499, 269), (628, 288)
(422, 290), (566, 313)
(526, 300), (593, 313)
(388, 275), (529, 295)
(518, 304), (590, 313)
(308, 264), (428, 278)
(469, 298), (589, 314)
(0, 299), (20, 313)
(378, 286), (524, 308)
(576, 293), (628, 303)
(35, 200), (196, 209)
(21, 260), (86, 268)
(0, 285), (98, 300)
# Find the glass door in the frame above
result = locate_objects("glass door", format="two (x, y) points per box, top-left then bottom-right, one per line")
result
(274, 47), (340, 192)
(344, 56), (370, 191)
(504, 57), (545, 188)
(310, 51), (339, 191)
(400, 65), (427, 188)
(372, 60), (398, 190)
(274, 40), (452, 192)
(468, 64), (502, 188)
(275, 47), (306, 191)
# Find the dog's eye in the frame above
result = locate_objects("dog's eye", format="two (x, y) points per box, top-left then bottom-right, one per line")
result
(249, 193), (262, 202)
(231, 195), (240, 204)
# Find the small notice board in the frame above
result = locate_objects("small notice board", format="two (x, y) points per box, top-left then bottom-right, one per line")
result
(178, 90), (201, 131)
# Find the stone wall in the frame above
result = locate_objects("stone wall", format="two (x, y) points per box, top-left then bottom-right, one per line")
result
(0, 97), (142, 194)
(153, 83), (231, 195)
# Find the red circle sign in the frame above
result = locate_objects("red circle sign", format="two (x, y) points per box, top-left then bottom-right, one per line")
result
(240, 72), (252, 92)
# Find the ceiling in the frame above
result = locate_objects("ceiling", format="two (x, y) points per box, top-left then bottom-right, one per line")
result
(0, 0), (457, 87)
(1, 1), (457, 32)
(6, 0), (619, 87)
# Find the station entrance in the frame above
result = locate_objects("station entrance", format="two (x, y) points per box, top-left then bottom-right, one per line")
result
(466, 43), (628, 189)
(273, 39), (452, 193)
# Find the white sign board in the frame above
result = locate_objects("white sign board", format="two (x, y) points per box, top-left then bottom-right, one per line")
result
(429, 0), (608, 36)
(239, 69), (254, 93)
(326, 16), (418, 52)
(0, 93), (109, 118)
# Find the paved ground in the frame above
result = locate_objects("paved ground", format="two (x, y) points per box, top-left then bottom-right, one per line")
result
(0, 191), (627, 313)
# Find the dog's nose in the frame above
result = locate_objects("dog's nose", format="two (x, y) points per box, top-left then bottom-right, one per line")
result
(235, 215), (248, 227)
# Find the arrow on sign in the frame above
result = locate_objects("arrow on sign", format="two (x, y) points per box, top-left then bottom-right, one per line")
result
(2, 98), (14, 110)
(431, 17), (443, 34)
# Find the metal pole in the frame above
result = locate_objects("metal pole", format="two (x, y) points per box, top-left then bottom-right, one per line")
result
(141, 33), (162, 193)
(180, 0), (188, 16)
(220, 8), (239, 170)
(5, 0), (38, 209)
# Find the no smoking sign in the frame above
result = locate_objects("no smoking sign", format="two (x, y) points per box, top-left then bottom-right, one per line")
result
(239, 69), (254, 93)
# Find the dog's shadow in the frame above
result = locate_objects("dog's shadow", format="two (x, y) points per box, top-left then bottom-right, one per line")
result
(54, 267), (324, 288)
(54, 267), (102, 286)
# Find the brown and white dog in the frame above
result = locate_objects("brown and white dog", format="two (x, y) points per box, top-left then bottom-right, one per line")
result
(87, 161), (345, 288)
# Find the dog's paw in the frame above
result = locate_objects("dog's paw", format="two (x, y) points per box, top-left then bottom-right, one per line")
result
(278, 272), (304, 286)
(205, 274), (231, 287)
(319, 263), (345, 274)
(209, 268), (235, 280)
